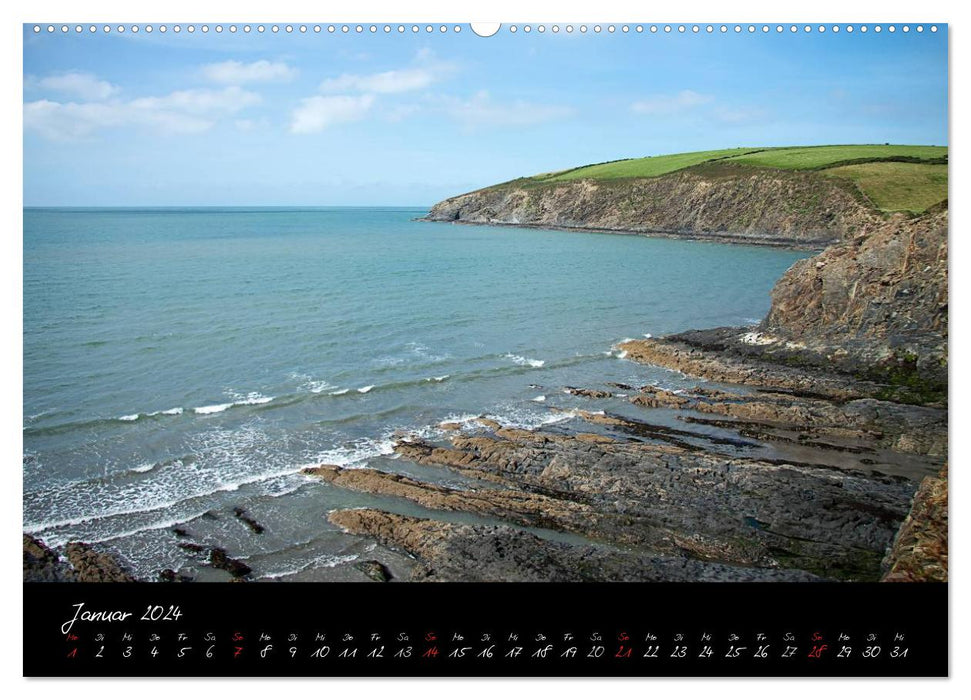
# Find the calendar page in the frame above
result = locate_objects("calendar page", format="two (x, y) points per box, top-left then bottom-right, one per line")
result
(21, 17), (948, 678)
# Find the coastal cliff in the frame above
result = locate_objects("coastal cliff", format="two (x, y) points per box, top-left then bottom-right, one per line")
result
(425, 165), (874, 248)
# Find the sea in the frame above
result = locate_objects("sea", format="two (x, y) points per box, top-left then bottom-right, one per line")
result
(23, 207), (810, 580)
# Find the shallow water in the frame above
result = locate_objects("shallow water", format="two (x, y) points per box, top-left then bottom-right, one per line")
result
(23, 207), (810, 578)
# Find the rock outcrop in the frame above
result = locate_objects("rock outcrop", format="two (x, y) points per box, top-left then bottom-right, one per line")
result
(23, 534), (73, 582)
(882, 465), (948, 582)
(764, 208), (948, 395)
(63, 542), (137, 582)
(329, 509), (821, 583)
(24, 535), (137, 582)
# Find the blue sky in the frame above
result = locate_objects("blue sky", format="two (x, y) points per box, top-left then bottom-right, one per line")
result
(23, 24), (948, 206)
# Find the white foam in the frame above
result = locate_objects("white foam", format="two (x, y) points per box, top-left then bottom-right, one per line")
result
(426, 375), (450, 382)
(236, 393), (273, 406)
(194, 403), (233, 415)
(192, 393), (272, 414)
(130, 463), (156, 474)
(329, 389), (349, 396)
(302, 436), (396, 470)
(504, 353), (545, 368)
(147, 407), (184, 416)
(23, 423), (312, 548)
(532, 395), (546, 402)
(643, 333), (653, 339)
(262, 553), (359, 580)
(357, 385), (374, 393)
(81, 510), (211, 545)
(118, 414), (139, 422)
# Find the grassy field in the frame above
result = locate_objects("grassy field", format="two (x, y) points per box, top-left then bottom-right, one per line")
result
(541, 147), (756, 181)
(819, 162), (948, 213)
(718, 145), (946, 170)
(519, 144), (947, 213)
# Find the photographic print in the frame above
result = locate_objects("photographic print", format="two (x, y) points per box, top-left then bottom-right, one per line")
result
(22, 20), (948, 677)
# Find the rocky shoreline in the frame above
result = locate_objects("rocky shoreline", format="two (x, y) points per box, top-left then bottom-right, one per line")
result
(307, 340), (945, 582)
(25, 202), (947, 585)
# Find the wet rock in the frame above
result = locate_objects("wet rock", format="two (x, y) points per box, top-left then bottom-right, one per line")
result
(159, 568), (194, 583)
(628, 379), (945, 457)
(330, 509), (821, 583)
(208, 547), (252, 579)
(387, 422), (912, 579)
(354, 560), (393, 582)
(172, 527), (191, 538)
(23, 534), (73, 582)
(64, 542), (137, 582)
(232, 506), (265, 534)
(564, 386), (613, 399)
(177, 542), (206, 554)
(439, 422), (463, 431)
(619, 334), (872, 401)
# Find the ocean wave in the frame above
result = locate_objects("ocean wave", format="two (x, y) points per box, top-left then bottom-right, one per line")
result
(262, 553), (359, 580)
(194, 403), (233, 415)
(329, 388), (350, 396)
(357, 385), (374, 394)
(23, 423), (304, 543)
(194, 393), (273, 414)
(504, 353), (545, 368)
(118, 414), (140, 422)
(532, 395), (546, 402)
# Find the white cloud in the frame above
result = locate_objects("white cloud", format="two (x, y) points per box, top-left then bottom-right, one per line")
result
(127, 86), (261, 116)
(445, 91), (574, 128)
(202, 60), (297, 85)
(321, 68), (437, 95)
(29, 72), (120, 101)
(289, 94), (374, 134)
(24, 86), (261, 140)
(319, 50), (455, 94)
(631, 90), (714, 115)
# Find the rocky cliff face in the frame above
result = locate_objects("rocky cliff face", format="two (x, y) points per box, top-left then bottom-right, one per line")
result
(764, 208), (948, 391)
(881, 465), (948, 582)
(426, 165), (878, 247)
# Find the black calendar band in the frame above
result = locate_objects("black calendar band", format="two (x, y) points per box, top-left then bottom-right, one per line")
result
(23, 582), (947, 677)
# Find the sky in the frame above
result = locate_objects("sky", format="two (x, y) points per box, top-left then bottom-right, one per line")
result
(23, 24), (948, 206)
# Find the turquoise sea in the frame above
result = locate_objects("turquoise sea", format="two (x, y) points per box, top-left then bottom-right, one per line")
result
(23, 207), (809, 579)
